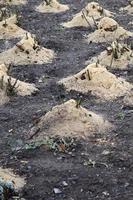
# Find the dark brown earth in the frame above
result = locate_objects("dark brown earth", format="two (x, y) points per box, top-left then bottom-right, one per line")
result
(0, 0), (133, 199)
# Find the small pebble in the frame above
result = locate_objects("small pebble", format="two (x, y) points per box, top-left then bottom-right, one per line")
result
(53, 188), (62, 194)
(62, 181), (68, 186)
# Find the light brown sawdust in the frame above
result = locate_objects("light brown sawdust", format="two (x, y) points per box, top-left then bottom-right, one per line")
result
(0, 167), (26, 191)
(0, 64), (9, 105)
(0, 14), (17, 24)
(31, 99), (112, 139)
(87, 42), (133, 69)
(123, 91), (133, 107)
(87, 17), (133, 43)
(59, 63), (133, 101)
(0, 89), (9, 105)
(36, 0), (69, 13)
(0, 33), (55, 65)
(0, 0), (27, 5)
(120, 3), (133, 15)
(0, 63), (38, 98)
(0, 15), (27, 39)
(62, 2), (113, 28)
(0, 7), (15, 22)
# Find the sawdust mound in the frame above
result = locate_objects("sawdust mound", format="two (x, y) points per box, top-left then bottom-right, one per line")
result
(36, 0), (69, 13)
(0, 0), (27, 5)
(62, 2), (113, 28)
(59, 63), (132, 101)
(0, 15), (27, 39)
(0, 33), (55, 65)
(87, 41), (133, 69)
(0, 14), (17, 24)
(0, 7), (15, 22)
(0, 64), (38, 99)
(0, 167), (26, 191)
(87, 17), (133, 43)
(31, 99), (112, 139)
(120, 2), (133, 15)
(123, 91), (133, 107)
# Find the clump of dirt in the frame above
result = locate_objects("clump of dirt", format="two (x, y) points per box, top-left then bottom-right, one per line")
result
(59, 63), (133, 100)
(30, 99), (112, 140)
(62, 2), (113, 28)
(36, 0), (69, 13)
(0, 168), (26, 190)
(87, 41), (133, 69)
(0, 33), (55, 65)
(0, 14), (27, 39)
(120, 1), (133, 14)
(123, 91), (133, 107)
(0, 0), (27, 5)
(0, 63), (38, 105)
(87, 17), (133, 43)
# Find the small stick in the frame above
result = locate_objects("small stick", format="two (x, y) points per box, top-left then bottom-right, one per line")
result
(81, 9), (93, 29)
(76, 99), (82, 109)
(96, 58), (99, 67)
(91, 16), (98, 29)
(16, 43), (25, 51)
(86, 69), (91, 80)
(110, 53), (114, 68)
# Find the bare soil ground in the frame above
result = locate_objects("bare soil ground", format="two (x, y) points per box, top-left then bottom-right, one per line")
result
(0, 0), (133, 200)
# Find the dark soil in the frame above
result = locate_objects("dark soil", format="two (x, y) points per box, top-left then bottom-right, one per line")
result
(0, 0), (133, 200)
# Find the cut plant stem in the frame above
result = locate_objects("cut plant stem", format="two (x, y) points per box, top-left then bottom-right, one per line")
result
(6, 77), (18, 96)
(81, 10), (93, 29)
(76, 99), (82, 108)
(110, 53), (114, 68)
(91, 15), (98, 29)
(86, 69), (91, 80)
